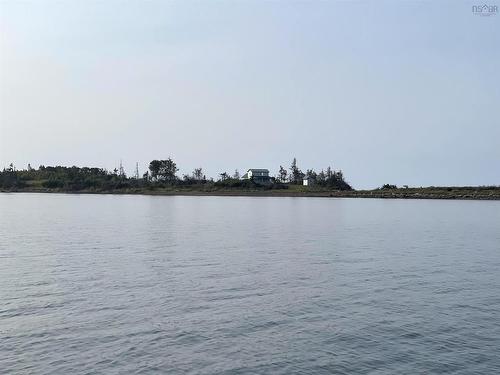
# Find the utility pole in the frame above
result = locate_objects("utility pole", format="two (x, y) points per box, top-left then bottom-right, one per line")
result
(119, 159), (125, 178)
(134, 162), (139, 179)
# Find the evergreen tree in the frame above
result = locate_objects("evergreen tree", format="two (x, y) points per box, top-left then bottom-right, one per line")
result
(278, 166), (287, 183)
(289, 158), (304, 184)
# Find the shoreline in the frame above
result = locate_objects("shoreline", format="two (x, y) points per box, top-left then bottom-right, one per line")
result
(2, 187), (500, 201)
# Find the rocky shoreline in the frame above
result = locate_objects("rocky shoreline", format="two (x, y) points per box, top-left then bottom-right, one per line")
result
(2, 186), (500, 200)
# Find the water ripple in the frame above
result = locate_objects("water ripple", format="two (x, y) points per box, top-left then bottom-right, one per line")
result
(1, 194), (500, 374)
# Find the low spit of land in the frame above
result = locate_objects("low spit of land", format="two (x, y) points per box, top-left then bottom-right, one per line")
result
(1, 164), (499, 200)
(4, 185), (500, 200)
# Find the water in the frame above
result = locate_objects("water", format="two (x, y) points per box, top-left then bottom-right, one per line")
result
(1, 193), (500, 374)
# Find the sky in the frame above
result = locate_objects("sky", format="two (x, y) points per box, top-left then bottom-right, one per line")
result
(0, 1), (499, 189)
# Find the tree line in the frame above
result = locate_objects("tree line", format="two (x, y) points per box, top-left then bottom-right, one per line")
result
(0, 157), (352, 191)
(275, 158), (351, 189)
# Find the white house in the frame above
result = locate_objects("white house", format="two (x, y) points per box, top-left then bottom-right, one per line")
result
(303, 176), (315, 186)
(242, 169), (270, 183)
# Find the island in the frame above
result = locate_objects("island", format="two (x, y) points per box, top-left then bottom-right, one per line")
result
(1, 159), (499, 200)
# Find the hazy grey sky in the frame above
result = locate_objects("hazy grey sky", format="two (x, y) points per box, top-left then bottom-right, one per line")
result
(1, 1), (499, 188)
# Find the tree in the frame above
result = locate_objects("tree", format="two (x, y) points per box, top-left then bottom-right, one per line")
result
(317, 169), (326, 184)
(305, 169), (317, 181)
(149, 160), (162, 180)
(192, 168), (204, 181)
(219, 172), (229, 181)
(326, 166), (333, 180)
(289, 158), (304, 184)
(314, 166), (352, 190)
(233, 169), (240, 180)
(159, 158), (178, 181)
(149, 158), (178, 181)
(278, 166), (287, 183)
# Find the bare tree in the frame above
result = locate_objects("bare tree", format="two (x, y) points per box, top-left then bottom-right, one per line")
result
(278, 165), (287, 183)
(192, 168), (204, 181)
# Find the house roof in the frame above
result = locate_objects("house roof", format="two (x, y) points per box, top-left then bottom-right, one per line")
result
(247, 169), (269, 173)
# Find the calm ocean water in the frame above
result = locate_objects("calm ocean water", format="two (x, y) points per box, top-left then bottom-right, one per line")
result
(1, 193), (500, 374)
